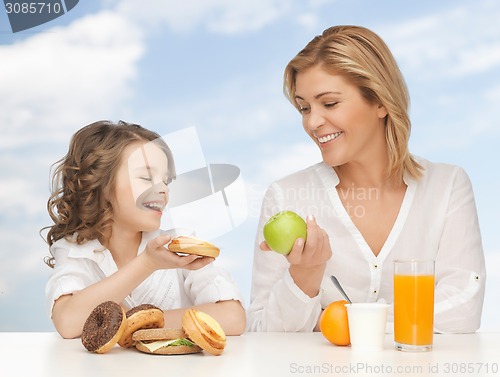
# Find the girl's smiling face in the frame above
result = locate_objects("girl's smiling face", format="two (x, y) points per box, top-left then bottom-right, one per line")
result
(112, 141), (170, 233)
(294, 65), (388, 169)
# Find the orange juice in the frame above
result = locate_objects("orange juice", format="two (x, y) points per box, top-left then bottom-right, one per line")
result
(394, 274), (434, 346)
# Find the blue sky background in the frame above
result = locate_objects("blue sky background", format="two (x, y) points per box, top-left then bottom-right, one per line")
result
(0, 0), (499, 332)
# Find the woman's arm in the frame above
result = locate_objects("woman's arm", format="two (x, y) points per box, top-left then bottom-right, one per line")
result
(247, 184), (330, 332)
(433, 167), (486, 333)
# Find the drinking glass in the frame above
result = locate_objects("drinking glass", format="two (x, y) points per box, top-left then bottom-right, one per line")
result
(394, 259), (435, 352)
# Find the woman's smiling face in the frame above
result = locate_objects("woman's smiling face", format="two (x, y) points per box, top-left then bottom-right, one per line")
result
(294, 65), (388, 168)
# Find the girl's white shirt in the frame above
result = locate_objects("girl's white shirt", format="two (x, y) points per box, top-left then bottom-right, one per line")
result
(45, 230), (243, 317)
(248, 157), (486, 333)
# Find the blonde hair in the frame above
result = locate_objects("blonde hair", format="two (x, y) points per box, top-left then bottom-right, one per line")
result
(43, 120), (175, 268)
(284, 25), (423, 180)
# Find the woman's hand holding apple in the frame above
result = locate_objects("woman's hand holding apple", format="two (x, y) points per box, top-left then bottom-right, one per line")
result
(286, 215), (332, 267)
(261, 212), (332, 297)
(286, 215), (331, 298)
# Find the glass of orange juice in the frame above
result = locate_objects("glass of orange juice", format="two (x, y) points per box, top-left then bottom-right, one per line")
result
(394, 259), (435, 352)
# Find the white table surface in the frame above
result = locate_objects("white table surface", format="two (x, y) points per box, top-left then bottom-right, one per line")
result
(1, 332), (499, 377)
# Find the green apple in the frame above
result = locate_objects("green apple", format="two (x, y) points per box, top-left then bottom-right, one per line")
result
(263, 210), (307, 255)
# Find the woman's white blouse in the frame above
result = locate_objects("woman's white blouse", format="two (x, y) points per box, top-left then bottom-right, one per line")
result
(45, 230), (243, 318)
(248, 157), (486, 333)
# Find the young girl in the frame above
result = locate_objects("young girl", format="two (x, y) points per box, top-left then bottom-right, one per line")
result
(248, 25), (485, 333)
(44, 120), (246, 338)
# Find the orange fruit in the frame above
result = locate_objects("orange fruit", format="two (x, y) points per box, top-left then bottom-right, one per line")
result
(319, 300), (350, 346)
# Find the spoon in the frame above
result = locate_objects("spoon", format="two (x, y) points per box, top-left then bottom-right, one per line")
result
(330, 275), (352, 304)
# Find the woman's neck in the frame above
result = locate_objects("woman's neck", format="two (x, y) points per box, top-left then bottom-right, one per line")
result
(334, 155), (403, 190)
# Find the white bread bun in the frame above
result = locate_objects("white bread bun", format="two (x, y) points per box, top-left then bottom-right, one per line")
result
(181, 309), (226, 356)
(168, 236), (220, 258)
(118, 304), (164, 348)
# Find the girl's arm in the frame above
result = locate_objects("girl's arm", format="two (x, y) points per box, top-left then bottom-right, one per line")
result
(51, 235), (213, 339)
(162, 300), (246, 335)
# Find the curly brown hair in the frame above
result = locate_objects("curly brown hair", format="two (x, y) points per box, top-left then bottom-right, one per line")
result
(43, 120), (175, 268)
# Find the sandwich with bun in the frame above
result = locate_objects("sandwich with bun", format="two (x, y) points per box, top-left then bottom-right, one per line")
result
(182, 309), (226, 356)
(133, 328), (202, 355)
(133, 309), (226, 356)
(168, 236), (220, 258)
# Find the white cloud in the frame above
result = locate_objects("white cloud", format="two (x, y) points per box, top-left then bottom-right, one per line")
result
(116, 0), (293, 34)
(296, 13), (319, 32)
(136, 70), (297, 149)
(382, 1), (500, 78)
(410, 70), (500, 155)
(257, 141), (321, 184)
(0, 10), (145, 149)
(484, 83), (500, 103)
(0, 224), (52, 293)
(205, 0), (291, 34)
(377, 1), (500, 154)
(0, 177), (46, 217)
(308, 0), (336, 6)
(452, 43), (500, 77)
(0, 147), (58, 218)
(0, 10), (149, 308)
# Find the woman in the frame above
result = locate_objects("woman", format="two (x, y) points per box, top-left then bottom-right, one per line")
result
(248, 25), (485, 333)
